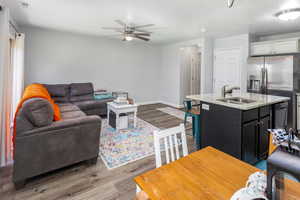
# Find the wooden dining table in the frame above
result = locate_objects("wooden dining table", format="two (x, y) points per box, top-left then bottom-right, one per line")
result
(134, 146), (300, 200)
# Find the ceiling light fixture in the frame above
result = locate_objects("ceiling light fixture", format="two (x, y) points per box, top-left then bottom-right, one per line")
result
(227, 0), (235, 8)
(124, 35), (133, 41)
(275, 8), (300, 21)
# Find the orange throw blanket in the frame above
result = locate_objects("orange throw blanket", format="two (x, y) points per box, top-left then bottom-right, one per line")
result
(13, 83), (61, 144)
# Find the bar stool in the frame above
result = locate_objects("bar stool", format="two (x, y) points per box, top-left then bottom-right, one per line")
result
(183, 100), (201, 150)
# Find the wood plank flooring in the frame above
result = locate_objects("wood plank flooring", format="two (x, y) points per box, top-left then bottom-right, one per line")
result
(0, 103), (196, 200)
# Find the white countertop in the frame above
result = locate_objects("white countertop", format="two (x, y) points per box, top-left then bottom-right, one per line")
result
(187, 93), (289, 110)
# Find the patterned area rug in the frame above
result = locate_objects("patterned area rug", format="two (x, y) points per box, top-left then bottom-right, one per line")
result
(157, 107), (192, 123)
(99, 118), (159, 170)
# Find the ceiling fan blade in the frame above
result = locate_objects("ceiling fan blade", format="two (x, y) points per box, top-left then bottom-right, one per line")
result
(135, 24), (155, 28)
(105, 34), (124, 36)
(134, 28), (152, 34)
(134, 33), (150, 36)
(115, 30), (125, 34)
(115, 20), (126, 26)
(102, 27), (123, 30)
(134, 35), (150, 41)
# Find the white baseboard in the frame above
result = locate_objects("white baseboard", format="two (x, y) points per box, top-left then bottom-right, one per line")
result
(158, 101), (183, 109)
(136, 101), (161, 106)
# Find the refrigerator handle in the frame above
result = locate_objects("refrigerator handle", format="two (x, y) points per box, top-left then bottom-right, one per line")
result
(265, 67), (268, 93)
(261, 66), (266, 93)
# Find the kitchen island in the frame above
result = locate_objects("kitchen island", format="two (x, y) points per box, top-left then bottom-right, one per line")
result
(187, 93), (289, 164)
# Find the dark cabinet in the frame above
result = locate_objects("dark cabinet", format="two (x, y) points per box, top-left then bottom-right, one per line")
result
(258, 116), (270, 159)
(200, 102), (278, 165)
(273, 102), (288, 129)
(242, 108), (271, 164)
(242, 120), (259, 164)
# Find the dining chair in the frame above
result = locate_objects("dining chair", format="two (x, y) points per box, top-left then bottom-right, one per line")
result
(183, 99), (201, 150)
(136, 124), (189, 195)
(154, 123), (188, 167)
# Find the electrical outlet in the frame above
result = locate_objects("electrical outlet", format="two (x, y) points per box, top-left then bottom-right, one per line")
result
(202, 104), (210, 111)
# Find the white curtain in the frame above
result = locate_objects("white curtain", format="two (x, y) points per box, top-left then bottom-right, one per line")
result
(11, 34), (25, 116)
(0, 6), (13, 167)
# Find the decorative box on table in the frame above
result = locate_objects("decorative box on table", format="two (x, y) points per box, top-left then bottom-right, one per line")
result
(112, 91), (128, 99)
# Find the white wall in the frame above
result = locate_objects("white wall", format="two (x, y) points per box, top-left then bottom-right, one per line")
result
(21, 26), (162, 103)
(202, 37), (214, 94)
(160, 44), (181, 107)
(213, 34), (250, 92)
(159, 38), (213, 107)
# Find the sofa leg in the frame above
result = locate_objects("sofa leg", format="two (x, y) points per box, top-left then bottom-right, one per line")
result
(87, 157), (98, 165)
(14, 180), (26, 190)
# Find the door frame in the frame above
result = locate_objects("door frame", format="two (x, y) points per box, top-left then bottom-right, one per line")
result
(213, 47), (243, 93)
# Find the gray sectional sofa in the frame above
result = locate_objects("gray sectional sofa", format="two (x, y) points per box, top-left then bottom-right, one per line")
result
(13, 83), (114, 189)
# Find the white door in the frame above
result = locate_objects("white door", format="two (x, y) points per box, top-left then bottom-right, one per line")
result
(190, 51), (201, 95)
(180, 46), (201, 103)
(213, 48), (242, 95)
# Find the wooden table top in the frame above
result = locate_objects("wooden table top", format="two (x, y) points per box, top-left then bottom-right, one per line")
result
(134, 146), (300, 200)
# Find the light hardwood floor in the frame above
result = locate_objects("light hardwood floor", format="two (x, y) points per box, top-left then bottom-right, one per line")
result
(0, 103), (196, 200)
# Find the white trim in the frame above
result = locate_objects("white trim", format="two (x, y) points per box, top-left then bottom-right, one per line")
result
(159, 101), (183, 109)
(136, 101), (161, 106)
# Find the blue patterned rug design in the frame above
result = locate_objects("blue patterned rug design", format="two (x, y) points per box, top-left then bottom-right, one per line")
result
(99, 118), (159, 169)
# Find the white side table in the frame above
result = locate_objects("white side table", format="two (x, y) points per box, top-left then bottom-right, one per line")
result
(107, 102), (138, 131)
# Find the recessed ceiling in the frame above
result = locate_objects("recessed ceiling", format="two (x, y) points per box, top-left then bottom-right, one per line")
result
(3, 0), (300, 44)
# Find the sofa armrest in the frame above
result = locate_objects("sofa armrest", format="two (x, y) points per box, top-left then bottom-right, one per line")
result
(13, 115), (101, 182)
(19, 115), (101, 137)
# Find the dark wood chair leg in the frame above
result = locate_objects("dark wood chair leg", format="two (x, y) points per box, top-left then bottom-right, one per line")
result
(14, 180), (26, 190)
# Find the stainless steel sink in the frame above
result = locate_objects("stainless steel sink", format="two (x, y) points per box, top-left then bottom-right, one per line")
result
(217, 97), (256, 105)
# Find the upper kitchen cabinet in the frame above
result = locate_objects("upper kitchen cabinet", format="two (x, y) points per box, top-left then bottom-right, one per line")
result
(251, 38), (300, 56)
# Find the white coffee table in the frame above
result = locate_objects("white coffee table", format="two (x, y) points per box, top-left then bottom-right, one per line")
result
(107, 102), (138, 131)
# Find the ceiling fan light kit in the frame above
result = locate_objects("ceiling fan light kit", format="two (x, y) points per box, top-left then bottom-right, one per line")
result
(102, 20), (154, 42)
(275, 8), (300, 21)
(124, 35), (133, 41)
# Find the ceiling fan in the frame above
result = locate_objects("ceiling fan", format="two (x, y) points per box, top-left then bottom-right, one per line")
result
(227, 0), (236, 8)
(102, 20), (154, 42)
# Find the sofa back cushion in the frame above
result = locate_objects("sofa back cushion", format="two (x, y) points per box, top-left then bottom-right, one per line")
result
(16, 98), (54, 136)
(24, 98), (54, 127)
(44, 84), (70, 103)
(70, 83), (94, 102)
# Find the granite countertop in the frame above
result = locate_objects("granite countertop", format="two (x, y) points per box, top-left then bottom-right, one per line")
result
(187, 93), (290, 110)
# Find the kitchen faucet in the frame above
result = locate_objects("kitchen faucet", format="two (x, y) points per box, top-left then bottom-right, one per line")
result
(221, 85), (240, 98)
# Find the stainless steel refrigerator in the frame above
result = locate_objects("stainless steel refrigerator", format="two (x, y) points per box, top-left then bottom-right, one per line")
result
(247, 55), (300, 129)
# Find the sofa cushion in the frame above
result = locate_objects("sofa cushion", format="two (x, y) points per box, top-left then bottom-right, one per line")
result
(57, 103), (80, 113)
(44, 84), (69, 103)
(61, 110), (86, 120)
(23, 98), (54, 127)
(70, 83), (94, 102)
(70, 83), (93, 96)
(73, 99), (113, 111)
